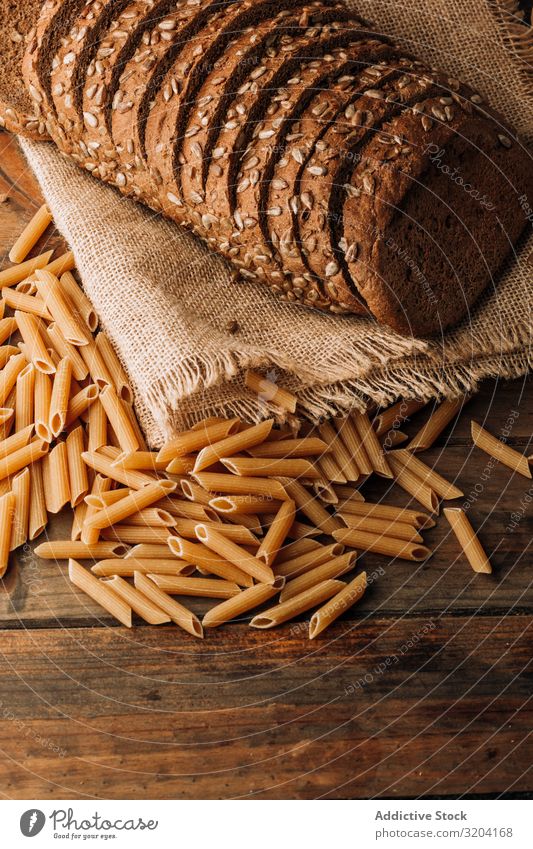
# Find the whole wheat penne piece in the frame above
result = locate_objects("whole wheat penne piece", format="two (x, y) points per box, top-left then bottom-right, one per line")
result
(48, 357), (72, 437)
(193, 471), (289, 502)
(29, 459), (47, 541)
(84, 480), (176, 530)
(0, 425), (34, 458)
(0, 317), (18, 346)
(3, 290), (52, 321)
(310, 572), (367, 638)
(165, 455), (197, 475)
(101, 575), (171, 624)
(317, 420), (360, 481)
(444, 508), (492, 573)
(180, 479), (218, 505)
(245, 371), (297, 413)
(86, 489), (129, 509)
(256, 500), (295, 567)
(280, 552), (357, 602)
(333, 528), (431, 561)
(274, 542), (345, 579)
(65, 426), (89, 508)
(82, 450), (154, 490)
(35, 539), (128, 560)
(9, 467), (30, 550)
(147, 574), (240, 599)
(46, 322), (89, 381)
(157, 418), (240, 464)
(79, 337), (114, 387)
(95, 332), (132, 403)
(380, 428), (409, 448)
(0, 408), (14, 427)
(101, 526), (173, 544)
(125, 543), (180, 559)
(44, 250), (75, 278)
(69, 559), (131, 626)
(42, 442), (70, 514)
(195, 523), (273, 584)
(221, 456), (321, 480)
(334, 415), (373, 476)
(312, 478), (339, 505)
(373, 399), (427, 436)
(71, 500), (87, 541)
(351, 409), (393, 477)
(274, 538), (322, 563)
(386, 453), (439, 513)
(0, 353), (29, 406)
(35, 269), (90, 347)
(203, 576), (285, 628)
(162, 499), (218, 522)
(277, 477), (341, 535)
(388, 449), (464, 499)
(64, 385), (99, 429)
(114, 451), (167, 471)
(59, 271), (97, 332)
(118, 401), (147, 451)
(0, 347), (19, 372)
(92, 558), (195, 577)
(0, 437), (48, 481)
(168, 536), (253, 586)
(0, 249), (53, 288)
(117, 508), (176, 528)
(15, 278), (38, 295)
(315, 444), (347, 484)
(9, 204), (53, 263)
(172, 517), (257, 545)
(0, 492), (15, 576)
(471, 421), (531, 478)
(338, 499), (435, 529)
(338, 513), (423, 543)
(82, 474), (112, 545)
(14, 363), (34, 433)
(408, 396), (468, 452)
(82, 396), (105, 449)
(333, 485), (365, 507)
(98, 384), (139, 455)
(15, 311), (55, 375)
(250, 579), (344, 629)
(247, 437), (329, 459)
(193, 419), (273, 472)
(210, 495), (282, 514)
(133, 572), (203, 637)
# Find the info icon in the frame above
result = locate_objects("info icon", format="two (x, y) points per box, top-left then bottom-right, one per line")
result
(20, 810), (46, 837)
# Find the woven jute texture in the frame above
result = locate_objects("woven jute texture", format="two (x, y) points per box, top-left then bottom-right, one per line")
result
(20, 0), (533, 447)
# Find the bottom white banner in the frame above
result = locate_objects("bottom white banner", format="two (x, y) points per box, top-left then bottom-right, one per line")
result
(2, 799), (531, 848)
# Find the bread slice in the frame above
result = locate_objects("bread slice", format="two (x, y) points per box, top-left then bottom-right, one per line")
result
(22, 0), (90, 146)
(111, 0), (243, 204)
(342, 93), (533, 335)
(0, 0), (51, 139)
(228, 40), (396, 315)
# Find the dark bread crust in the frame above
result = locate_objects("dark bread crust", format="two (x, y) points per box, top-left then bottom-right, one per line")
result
(342, 93), (533, 335)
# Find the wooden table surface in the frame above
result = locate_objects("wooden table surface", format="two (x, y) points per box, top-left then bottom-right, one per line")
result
(0, 132), (531, 800)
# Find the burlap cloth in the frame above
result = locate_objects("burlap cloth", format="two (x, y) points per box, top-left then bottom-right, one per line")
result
(19, 0), (533, 446)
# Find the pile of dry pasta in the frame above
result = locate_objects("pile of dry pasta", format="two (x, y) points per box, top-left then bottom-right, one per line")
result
(0, 204), (532, 639)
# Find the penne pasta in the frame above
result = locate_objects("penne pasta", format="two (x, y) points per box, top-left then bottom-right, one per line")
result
(15, 311), (55, 374)
(101, 575), (171, 624)
(0, 249), (53, 288)
(133, 572), (203, 637)
(385, 453), (440, 513)
(0, 352), (28, 405)
(101, 525), (173, 544)
(0, 316), (19, 345)
(66, 426), (89, 507)
(309, 572), (367, 639)
(165, 455), (196, 475)
(333, 528), (431, 561)
(0, 437), (49, 480)
(334, 415), (373, 476)
(316, 451), (347, 485)
(84, 480), (176, 530)
(81, 449), (154, 490)
(85, 397), (107, 450)
(274, 542), (345, 579)
(195, 524), (273, 584)
(333, 484), (365, 506)
(46, 321), (89, 381)
(162, 498), (218, 522)
(351, 409), (393, 477)
(15, 363), (35, 432)
(274, 538), (322, 563)
(221, 456), (321, 479)
(0, 425), (34, 459)
(388, 449), (464, 499)
(193, 419), (273, 472)
(247, 437), (329, 459)
(250, 579), (344, 629)
(280, 552), (357, 602)
(3, 289), (52, 322)
(317, 420), (360, 481)
(0, 492), (15, 577)
(71, 500), (87, 541)
(117, 507), (175, 527)
(120, 401), (147, 452)
(173, 518), (258, 545)
(277, 477), (342, 535)
(0, 346), (19, 370)
(408, 396), (468, 452)
(49, 357), (72, 437)
(9, 204), (53, 263)
(373, 399), (427, 436)
(29, 459), (47, 540)
(471, 420), (531, 478)
(312, 477), (338, 505)
(245, 370), (297, 413)
(98, 383), (139, 455)
(337, 499), (435, 530)
(157, 418), (240, 465)
(35, 540), (128, 559)
(381, 429), (410, 448)
(203, 576), (285, 629)
(147, 575), (240, 599)
(181, 479), (219, 505)
(95, 332), (132, 403)
(85, 489), (129, 509)
(193, 471), (290, 502)
(15, 278), (38, 295)
(92, 558), (195, 577)
(82, 474), (112, 545)
(338, 513), (423, 542)
(256, 499), (295, 567)
(9, 467), (30, 550)
(45, 250), (75, 277)
(35, 269), (90, 346)
(59, 271), (97, 332)
(444, 508), (492, 573)
(64, 384), (99, 429)
(79, 337), (114, 387)
(68, 559), (132, 627)
(167, 536), (253, 586)
(42, 441), (70, 514)
(114, 451), (167, 471)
